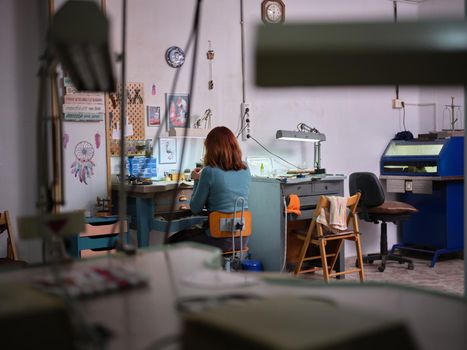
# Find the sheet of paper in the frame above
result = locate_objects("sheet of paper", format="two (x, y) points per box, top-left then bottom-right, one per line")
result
(180, 270), (259, 289)
(112, 128), (121, 140)
(125, 122), (134, 137)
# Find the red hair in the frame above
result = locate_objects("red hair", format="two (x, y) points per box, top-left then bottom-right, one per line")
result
(204, 127), (246, 171)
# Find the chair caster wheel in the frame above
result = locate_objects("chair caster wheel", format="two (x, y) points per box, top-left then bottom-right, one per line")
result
(377, 265), (385, 272)
(408, 263), (414, 270)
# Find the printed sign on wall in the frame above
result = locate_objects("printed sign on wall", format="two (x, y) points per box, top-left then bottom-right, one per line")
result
(63, 77), (105, 121)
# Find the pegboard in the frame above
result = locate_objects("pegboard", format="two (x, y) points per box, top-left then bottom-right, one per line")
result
(107, 82), (145, 156)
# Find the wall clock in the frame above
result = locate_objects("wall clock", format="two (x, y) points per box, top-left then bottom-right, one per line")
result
(165, 46), (185, 68)
(261, 0), (285, 24)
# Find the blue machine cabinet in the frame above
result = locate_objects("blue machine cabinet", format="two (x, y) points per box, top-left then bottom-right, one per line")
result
(380, 136), (464, 266)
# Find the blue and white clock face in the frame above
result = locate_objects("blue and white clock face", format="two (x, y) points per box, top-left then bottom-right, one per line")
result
(266, 3), (282, 22)
(165, 46), (185, 68)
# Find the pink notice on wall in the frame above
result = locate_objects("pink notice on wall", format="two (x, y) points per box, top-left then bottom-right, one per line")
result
(95, 131), (101, 149)
(63, 133), (70, 149)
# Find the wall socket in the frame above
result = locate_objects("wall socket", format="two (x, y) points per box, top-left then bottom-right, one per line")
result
(392, 98), (404, 109)
(241, 102), (251, 141)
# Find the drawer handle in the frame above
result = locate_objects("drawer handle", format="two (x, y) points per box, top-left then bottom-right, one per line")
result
(179, 205), (188, 210)
(325, 185), (328, 190)
(179, 196), (187, 201)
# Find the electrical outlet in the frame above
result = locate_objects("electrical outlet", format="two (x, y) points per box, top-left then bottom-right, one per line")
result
(241, 102), (251, 141)
(392, 99), (404, 109)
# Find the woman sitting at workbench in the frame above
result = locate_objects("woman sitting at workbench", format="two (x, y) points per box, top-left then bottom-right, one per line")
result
(168, 126), (251, 251)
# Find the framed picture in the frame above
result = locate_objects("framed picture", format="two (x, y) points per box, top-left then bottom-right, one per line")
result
(166, 93), (189, 129)
(159, 138), (177, 164)
(146, 105), (160, 126)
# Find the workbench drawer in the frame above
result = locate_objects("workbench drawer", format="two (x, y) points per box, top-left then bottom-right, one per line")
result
(289, 208), (314, 221)
(299, 195), (319, 207)
(282, 183), (313, 197)
(311, 181), (341, 194)
(154, 189), (192, 213)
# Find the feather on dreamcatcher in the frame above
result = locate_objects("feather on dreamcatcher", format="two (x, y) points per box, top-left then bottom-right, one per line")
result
(71, 141), (96, 184)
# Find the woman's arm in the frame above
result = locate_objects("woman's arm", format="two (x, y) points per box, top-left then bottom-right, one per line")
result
(190, 167), (211, 214)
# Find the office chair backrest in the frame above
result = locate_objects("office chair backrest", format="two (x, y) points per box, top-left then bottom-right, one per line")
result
(349, 172), (385, 209)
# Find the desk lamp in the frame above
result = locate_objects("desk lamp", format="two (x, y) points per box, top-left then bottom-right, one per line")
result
(276, 123), (326, 173)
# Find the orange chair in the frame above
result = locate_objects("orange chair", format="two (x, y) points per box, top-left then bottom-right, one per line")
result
(208, 198), (252, 270)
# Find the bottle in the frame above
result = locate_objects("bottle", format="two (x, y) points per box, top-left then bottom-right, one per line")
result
(260, 162), (265, 176)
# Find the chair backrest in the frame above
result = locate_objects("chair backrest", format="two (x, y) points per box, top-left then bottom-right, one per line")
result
(313, 193), (361, 237)
(209, 211), (252, 238)
(0, 211), (18, 260)
(349, 172), (385, 209)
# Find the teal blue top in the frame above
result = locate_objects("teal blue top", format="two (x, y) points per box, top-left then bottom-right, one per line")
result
(190, 166), (251, 214)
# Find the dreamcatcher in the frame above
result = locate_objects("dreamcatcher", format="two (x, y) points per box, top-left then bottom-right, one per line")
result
(71, 141), (96, 184)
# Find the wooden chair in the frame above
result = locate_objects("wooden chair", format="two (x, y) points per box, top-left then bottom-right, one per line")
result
(0, 211), (27, 269)
(294, 193), (365, 282)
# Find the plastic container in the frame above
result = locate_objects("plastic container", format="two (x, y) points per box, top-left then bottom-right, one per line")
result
(241, 259), (263, 272)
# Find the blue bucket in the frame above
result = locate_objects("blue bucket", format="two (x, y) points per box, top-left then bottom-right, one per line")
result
(241, 259), (263, 272)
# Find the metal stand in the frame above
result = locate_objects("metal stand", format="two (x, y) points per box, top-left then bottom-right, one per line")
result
(224, 197), (246, 272)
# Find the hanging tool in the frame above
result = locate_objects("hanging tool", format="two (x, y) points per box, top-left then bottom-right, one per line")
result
(207, 40), (215, 90)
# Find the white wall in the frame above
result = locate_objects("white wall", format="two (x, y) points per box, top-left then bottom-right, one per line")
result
(0, 0), (47, 263)
(418, 0), (465, 133)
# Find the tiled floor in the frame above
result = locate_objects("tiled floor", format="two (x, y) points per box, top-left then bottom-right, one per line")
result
(345, 256), (464, 296)
(297, 255), (465, 296)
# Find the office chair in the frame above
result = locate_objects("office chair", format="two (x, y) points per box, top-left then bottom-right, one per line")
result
(209, 197), (251, 271)
(0, 211), (28, 270)
(349, 172), (417, 272)
(294, 193), (365, 282)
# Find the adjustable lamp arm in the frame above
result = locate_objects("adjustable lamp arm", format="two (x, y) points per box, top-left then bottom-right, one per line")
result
(297, 122), (319, 134)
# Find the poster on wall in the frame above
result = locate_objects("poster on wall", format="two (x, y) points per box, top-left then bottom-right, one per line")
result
(62, 122), (107, 213)
(166, 93), (189, 129)
(159, 138), (177, 164)
(146, 106), (161, 126)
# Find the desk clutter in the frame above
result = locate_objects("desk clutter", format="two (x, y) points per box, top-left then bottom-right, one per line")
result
(33, 265), (148, 298)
